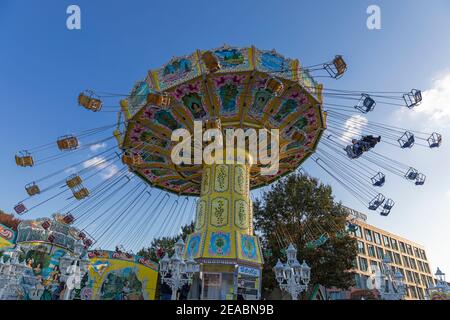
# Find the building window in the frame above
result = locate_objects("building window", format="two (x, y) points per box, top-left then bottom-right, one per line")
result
(359, 257), (368, 272)
(399, 241), (406, 253)
(406, 244), (413, 256)
(413, 272), (421, 285)
(357, 241), (366, 255)
(406, 271), (414, 283)
(402, 255), (410, 268)
(417, 260), (424, 272)
(373, 232), (381, 245)
(409, 257), (417, 270)
(385, 250), (393, 262)
(421, 274), (427, 286)
(414, 247), (421, 258)
(393, 252), (402, 265)
(364, 229), (373, 242)
(367, 244), (376, 258)
(410, 286), (418, 299)
(417, 287), (425, 300)
(390, 238), (399, 251)
(354, 274), (362, 289)
(355, 227), (362, 238)
(376, 246), (384, 260)
(420, 249), (427, 261)
(361, 275), (369, 289)
(382, 235), (390, 248)
(423, 263), (430, 274)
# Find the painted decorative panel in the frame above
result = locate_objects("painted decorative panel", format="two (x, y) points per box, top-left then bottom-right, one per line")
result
(234, 199), (248, 229)
(185, 233), (202, 258)
(234, 165), (247, 195)
(195, 200), (207, 230)
(208, 232), (231, 257)
(210, 197), (228, 227)
(240, 234), (259, 261)
(214, 164), (229, 192)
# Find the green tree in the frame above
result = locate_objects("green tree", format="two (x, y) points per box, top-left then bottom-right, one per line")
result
(0, 209), (21, 231)
(137, 222), (195, 262)
(253, 173), (357, 299)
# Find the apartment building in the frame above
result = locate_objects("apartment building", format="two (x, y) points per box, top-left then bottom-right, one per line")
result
(329, 207), (435, 300)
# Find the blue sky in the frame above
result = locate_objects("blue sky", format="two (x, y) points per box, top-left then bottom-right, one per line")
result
(1, 0), (449, 274)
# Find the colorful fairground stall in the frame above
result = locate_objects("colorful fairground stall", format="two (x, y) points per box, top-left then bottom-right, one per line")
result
(85, 250), (158, 300)
(0, 215), (158, 300)
(0, 223), (17, 250)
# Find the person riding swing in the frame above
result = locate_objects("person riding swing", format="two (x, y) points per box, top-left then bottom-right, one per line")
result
(345, 135), (381, 159)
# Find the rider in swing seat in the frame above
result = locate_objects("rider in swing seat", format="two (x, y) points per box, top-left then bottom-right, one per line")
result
(345, 135), (381, 159)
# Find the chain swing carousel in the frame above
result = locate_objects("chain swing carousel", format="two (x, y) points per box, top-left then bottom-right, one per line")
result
(10, 45), (441, 300)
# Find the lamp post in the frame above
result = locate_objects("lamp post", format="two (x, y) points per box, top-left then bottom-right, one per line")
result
(59, 240), (90, 300)
(273, 244), (311, 300)
(427, 267), (449, 299)
(159, 238), (199, 300)
(379, 255), (406, 300)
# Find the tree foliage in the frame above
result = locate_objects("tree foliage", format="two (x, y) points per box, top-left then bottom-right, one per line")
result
(137, 222), (195, 261)
(0, 210), (21, 231)
(253, 173), (357, 298)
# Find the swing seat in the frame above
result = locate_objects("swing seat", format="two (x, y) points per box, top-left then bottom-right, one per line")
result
(344, 145), (362, 159)
(78, 232), (86, 240)
(73, 187), (89, 200)
(415, 173), (426, 186)
(57, 135), (79, 151)
(78, 92), (102, 112)
(15, 151), (34, 167)
(427, 132), (442, 148)
(380, 199), (394, 216)
(405, 167), (418, 181)
(66, 175), (82, 189)
(25, 182), (41, 196)
(265, 77), (284, 97)
(383, 198), (395, 210)
(147, 92), (171, 108)
(317, 233), (329, 246)
(122, 153), (143, 166)
(371, 172), (386, 187)
(355, 94), (376, 113)
(47, 234), (55, 243)
(41, 220), (51, 230)
(324, 55), (347, 79)
(14, 203), (27, 215)
(398, 131), (415, 148)
(83, 238), (93, 247)
(202, 51), (221, 73)
(368, 194), (385, 210)
(63, 214), (75, 224)
(403, 89), (422, 108)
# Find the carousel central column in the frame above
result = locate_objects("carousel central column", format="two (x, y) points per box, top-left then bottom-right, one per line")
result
(184, 150), (264, 300)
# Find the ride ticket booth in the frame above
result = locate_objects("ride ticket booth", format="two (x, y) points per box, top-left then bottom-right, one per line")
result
(236, 265), (261, 300)
(193, 263), (261, 300)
